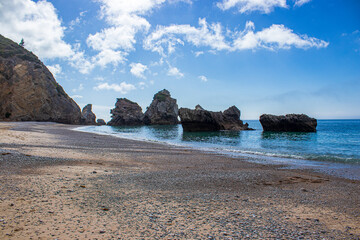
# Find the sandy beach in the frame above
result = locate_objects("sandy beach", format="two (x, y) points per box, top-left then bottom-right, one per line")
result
(0, 122), (359, 239)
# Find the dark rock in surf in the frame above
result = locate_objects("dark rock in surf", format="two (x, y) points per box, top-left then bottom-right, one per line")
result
(143, 89), (179, 125)
(97, 119), (106, 125)
(259, 114), (317, 132)
(108, 98), (144, 126)
(179, 105), (252, 132)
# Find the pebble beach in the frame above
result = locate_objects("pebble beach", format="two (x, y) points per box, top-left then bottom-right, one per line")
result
(0, 122), (359, 239)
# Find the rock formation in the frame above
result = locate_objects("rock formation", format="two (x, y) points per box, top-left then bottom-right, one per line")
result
(259, 114), (317, 132)
(0, 34), (81, 124)
(143, 89), (179, 125)
(179, 105), (252, 132)
(108, 98), (144, 126)
(97, 119), (106, 125)
(81, 104), (96, 125)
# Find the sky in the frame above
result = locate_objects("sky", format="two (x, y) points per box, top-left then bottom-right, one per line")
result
(0, 0), (359, 121)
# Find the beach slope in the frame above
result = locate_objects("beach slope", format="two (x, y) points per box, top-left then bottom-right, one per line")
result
(0, 122), (359, 239)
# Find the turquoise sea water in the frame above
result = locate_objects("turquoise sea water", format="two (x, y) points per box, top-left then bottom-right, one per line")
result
(77, 120), (360, 165)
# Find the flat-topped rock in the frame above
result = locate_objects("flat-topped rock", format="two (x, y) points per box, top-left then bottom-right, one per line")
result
(108, 98), (144, 126)
(260, 114), (317, 132)
(179, 105), (252, 132)
(143, 89), (179, 125)
(97, 119), (106, 125)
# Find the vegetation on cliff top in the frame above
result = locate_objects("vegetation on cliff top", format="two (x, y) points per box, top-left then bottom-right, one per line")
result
(0, 34), (40, 63)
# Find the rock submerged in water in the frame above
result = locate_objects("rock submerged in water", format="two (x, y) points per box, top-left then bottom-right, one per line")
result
(179, 105), (252, 132)
(81, 104), (96, 125)
(143, 89), (179, 125)
(97, 119), (106, 125)
(108, 98), (144, 126)
(0, 34), (82, 124)
(259, 114), (317, 132)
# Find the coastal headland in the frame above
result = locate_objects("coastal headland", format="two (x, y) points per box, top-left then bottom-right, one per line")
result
(0, 122), (359, 239)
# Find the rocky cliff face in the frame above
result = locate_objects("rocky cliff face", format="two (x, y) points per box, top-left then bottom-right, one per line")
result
(259, 114), (317, 132)
(179, 105), (252, 132)
(108, 98), (144, 126)
(143, 89), (179, 125)
(0, 34), (81, 124)
(81, 104), (96, 125)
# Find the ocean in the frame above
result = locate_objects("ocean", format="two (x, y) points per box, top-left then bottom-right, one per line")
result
(76, 119), (360, 179)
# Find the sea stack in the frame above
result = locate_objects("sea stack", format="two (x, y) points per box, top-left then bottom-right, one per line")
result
(143, 89), (179, 125)
(0, 34), (81, 124)
(108, 98), (144, 126)
(259, 114), (317, 132)
(97, 119), (106, 125)
(179, 105), (252, 132)
(81, 104), (96, 125)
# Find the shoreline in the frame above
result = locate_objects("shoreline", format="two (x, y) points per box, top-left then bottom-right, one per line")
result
(75, 125), (360, 181)
(0, 122), (359, 239)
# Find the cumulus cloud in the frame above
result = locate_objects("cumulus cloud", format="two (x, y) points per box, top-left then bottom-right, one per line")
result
(199, 75), (208, 82)
(233, 21), (329, 50)
(167, 66), (184, 78)
(87, 0), (192, 67)
(144, 18), (230, 56)
(0, 0), (96, 74)
(217, 0), (287, 14)
(0, 0), (73, 59)
(94, 82), (136, 94)
(47, 64), (62, 78)
(130, 63), (148, 79)
(294, 0), (311, 7)
(194, 51), (204, 57)
(144, 19), (328, 55)
(69, 11), (87, 30)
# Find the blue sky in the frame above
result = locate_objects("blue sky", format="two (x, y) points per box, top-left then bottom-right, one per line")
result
(1, 0), (359, 121)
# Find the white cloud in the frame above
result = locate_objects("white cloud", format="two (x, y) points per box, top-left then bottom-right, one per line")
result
(138, 81), (147, 89)
(294, 0), (311, 7)
(130, 63), (148, 79)
(87, 0), (192, 67)
(0, 0), (73, 59)
(217, 0), (287, 14)
(69, 51), (95, 74)
(144, 18), (230, 56)
(94, 82), (136, 94)
(0, 0), (96, 74)
(194, 51), (204, 57)
(199, 75), (208, 82)
(91, 48), (127, 68)
(94, 77), (105, 81)
(47, 64), (62, 78)
(233, 21), (329, 50)
(72, 83), (84, 93)
(145, 19), (328, 55)
(71, 95), (83, 99)
(167, 66), (184, 78)
(69, 11), (87, 30)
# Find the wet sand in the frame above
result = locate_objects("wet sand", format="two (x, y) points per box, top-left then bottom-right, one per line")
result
(0, 122), (359, 239)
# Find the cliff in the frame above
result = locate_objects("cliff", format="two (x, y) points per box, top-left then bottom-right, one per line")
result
(0, 34), (81, 124)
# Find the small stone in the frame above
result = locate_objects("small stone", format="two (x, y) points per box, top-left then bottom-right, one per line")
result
(92, 171), (97, 174)
(99, 230), (106, 234)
